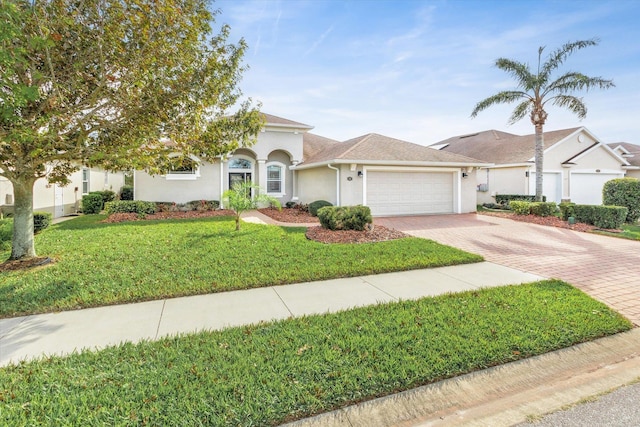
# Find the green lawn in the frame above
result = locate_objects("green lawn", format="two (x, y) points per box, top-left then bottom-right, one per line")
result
(0, 215), (482, 317)
(0, 280), (631, 426)
(595, 223), (640, 240)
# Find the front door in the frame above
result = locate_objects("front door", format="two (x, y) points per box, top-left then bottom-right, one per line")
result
(229, 172), (252, 196)
(54, 184), (64, 218)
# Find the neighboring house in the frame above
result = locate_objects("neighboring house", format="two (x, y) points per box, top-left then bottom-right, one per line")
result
(134, 113), (490, 216)
(608, 142), (640, 179)
(431, 127), (629, 205)
(0, 168), (125, 218)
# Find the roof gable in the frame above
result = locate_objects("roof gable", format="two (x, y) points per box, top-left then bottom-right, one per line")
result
(432, 127), (580, 164)
(608, 142), (640, 167)
(300, 133), (488, 167)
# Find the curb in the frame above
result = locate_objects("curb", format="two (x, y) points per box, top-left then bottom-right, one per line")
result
(283, 328), (640, 427)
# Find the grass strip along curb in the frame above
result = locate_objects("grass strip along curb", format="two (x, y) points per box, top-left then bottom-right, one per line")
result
(0, 215), (481, 317)
(0, 280), (631, 426)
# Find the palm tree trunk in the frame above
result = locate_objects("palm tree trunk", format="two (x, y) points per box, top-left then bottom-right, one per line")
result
(10, 177), (37, 260)
(534, 123), (544, 202)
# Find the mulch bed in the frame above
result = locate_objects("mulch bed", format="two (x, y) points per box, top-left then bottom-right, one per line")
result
(0, 256), (54, 272)
(306, 225), (408, 244)
(102, 210), (236, 223)
(258, 208), (319, 223)
(479, 211), (598, 232)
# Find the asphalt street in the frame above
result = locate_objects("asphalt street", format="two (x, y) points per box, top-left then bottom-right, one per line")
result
(516, 380), (640, 427)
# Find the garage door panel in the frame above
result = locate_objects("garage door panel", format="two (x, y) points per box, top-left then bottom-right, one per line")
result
(571, 173), (622, 205)
(366, 171), (454, 216)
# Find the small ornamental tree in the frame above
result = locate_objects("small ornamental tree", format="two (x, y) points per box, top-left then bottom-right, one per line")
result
(603, 178), (640, 223)
(223, 181), (281, 231)
(0, 0), (263, 260)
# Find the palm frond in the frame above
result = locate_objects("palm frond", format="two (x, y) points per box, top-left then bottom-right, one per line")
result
(470, 91), (530, 118)
(547, 95), (588, 119)
(540, 38), (599, 78)
(508, 100), (532, 125)
(545, 72), (615, 96)
(494, 58), (535, 90)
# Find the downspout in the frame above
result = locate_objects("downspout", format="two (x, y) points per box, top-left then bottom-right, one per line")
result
(327, 164), (340, 206)
(219, 155), (225, 209)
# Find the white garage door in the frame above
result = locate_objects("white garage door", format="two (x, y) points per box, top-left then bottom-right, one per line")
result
(571, 173), (623, 205)
(366, 171), (455, 216)
(529, 172), (562, 203)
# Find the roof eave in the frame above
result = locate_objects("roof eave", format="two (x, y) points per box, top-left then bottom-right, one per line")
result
(292, 159), (492, 170)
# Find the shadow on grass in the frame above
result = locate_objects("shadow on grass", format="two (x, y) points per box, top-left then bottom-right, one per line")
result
(0, 280), (79, 319)
(52, 214), (235, 231)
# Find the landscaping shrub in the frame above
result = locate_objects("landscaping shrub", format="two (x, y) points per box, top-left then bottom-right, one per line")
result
(120, 185), (134, 200)
(317, 205), (372, 231)
(509, 200), (532, 215)
(91, 190), (116, 205)
(81, 193), (104, 214)
(309, 200), (333, 216)
(495, 194), (546, 205)
(602, 178), (640, 223)
(104, 200), (157, 215)
(573, 204), (628, 229)
(33, 211), (52, 233)
(559, 202), (576, 221)
(0, 218), (12, 251)
(185, 200), (219, 211)
(529, 202), (558, 217)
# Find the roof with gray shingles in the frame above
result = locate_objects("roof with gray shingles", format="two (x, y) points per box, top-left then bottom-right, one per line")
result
(263, 113), (313, 129)
(300, 133), (487, 166)
(608, 142), (640, 167)
(431, 128), (581, 164)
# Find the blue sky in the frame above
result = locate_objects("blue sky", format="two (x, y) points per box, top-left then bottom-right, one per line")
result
(215, 0), (640, 146)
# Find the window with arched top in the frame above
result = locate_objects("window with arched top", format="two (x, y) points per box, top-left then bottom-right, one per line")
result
(266, 162), (285, 197)
(228, 158), (253, 170)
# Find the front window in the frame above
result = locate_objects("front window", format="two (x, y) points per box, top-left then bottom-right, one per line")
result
(229, 158), (252, 170)
(166, 156), (200, 180)
(266, 162), (285, 196)
(82, 168), (89, 194)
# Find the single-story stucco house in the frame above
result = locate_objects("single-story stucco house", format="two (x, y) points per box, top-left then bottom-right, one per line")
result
(608, 142), (640, 179)
(134, 113), (490, 216)
(431, 127), (632, 205)
(0, 168), (125, 218)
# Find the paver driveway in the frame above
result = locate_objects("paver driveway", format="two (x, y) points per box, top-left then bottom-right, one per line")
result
(376, 214), (640, 326)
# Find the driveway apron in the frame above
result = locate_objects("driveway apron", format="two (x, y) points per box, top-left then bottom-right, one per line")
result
(376, 214), (640, 326)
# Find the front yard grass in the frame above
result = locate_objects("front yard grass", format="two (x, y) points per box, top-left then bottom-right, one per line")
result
(0, 280), (631, 426)
(0, 215), (482, 317)
(594, 223), (640, 241)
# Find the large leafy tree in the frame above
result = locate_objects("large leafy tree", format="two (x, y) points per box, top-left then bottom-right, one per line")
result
(0, 0), (263, 260)
(471, 39), (614, 201)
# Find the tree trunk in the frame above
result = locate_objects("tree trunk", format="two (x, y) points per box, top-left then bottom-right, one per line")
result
(534, 123), (545, 202)
(10, 178), (37, 260)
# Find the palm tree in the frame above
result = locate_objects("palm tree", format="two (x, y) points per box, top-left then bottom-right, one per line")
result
(471, 38), (614, 201)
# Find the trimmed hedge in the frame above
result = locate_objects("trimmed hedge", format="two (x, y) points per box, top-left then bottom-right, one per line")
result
(120, 186), (134, 201)
(104, 200), (157, 215)
(317, 205), (372, 231)
(559, 202), (576, 221)
(509, 201), (532, 215)
(309, 200), (333, 217)
(602, 178), (640, 223)
(529, 202), (558, 217)
(573, 205), (628, 229)
(33, 211), (52, 234)
(495, 194), (546, 205)
(81, 193), (104, 214)
(91, 190), (116, 205)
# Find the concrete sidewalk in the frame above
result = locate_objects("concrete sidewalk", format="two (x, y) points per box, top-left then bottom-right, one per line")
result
(0, 262), (542, 367)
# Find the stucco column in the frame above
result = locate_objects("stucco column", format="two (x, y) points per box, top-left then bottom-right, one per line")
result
(257, 159), (267, 191)
(291, 161), (299, 201)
